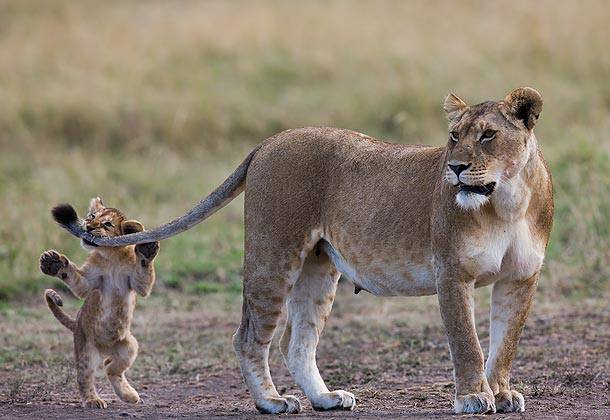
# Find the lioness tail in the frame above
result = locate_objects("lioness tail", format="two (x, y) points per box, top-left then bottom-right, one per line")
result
(52, 145), (261, 247)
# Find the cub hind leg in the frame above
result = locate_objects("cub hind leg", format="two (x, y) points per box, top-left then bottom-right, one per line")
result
(75, 334), (106, 408)
(280, 250), (356, 411)
(106, 334), (140, 403)
(74, 291), (106, 408)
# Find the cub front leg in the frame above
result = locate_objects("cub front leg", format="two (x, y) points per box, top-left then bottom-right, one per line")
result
(40, 250), (90, 298)
(135, 241), (159, 267)
(485, 273), (538, 413)
(131, 242), (159, 297)
(436, 266), (496, 414)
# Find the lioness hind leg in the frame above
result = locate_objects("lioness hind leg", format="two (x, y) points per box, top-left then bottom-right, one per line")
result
(486, 273), (538, 413)
(106, 334), (140, 404)
(233, 270), (300, 414)
(280, 251), (355, 411)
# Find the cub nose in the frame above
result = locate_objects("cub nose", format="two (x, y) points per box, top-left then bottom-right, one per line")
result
(86, 225), (95, 233)
(448, 163), (471, 177)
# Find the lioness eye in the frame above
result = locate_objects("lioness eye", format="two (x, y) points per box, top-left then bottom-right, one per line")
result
(103, 221), (113, 228)
(481, 129), (497, 142)
(449, 131), (459, 142)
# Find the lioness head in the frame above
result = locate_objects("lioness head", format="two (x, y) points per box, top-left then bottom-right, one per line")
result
(443, 87), (543, 210)
(81, 197), (144, 249)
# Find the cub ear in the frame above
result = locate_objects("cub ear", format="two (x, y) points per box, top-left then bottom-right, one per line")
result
(443, 92), (468, 120)
(503, 87), (543, 130)
(121, 220), (144, 235)
(88, 197), (104, 213)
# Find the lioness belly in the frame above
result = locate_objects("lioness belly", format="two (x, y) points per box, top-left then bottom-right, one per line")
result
(321, 241), (436, 296)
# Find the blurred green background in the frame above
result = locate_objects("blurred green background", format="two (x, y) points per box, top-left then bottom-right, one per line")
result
(1, 0), (608, 302)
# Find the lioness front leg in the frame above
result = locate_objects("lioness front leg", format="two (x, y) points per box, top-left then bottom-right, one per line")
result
(437, 267), (495, 414)
(40, 250), (90, 298)
(485, 273), (538, 413)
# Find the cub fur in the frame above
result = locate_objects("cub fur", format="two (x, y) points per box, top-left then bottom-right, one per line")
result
(41, 197), (159, 408)
(53, 88), (553, 415)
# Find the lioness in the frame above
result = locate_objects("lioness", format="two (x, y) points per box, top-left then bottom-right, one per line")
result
(41, 198), (160, 408)
(54, 87), (553, 414)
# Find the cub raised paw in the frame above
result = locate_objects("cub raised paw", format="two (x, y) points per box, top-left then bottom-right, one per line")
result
(135, 242), (159, 266)
(40, 250), (68, 277)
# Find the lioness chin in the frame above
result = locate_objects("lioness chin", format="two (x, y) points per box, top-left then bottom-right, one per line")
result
(54, 87), (552, 415)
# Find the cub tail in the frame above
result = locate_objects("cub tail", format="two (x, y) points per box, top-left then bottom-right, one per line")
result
(44, 289), (76, 332)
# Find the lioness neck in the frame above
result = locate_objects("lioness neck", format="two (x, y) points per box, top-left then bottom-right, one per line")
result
(487, 134), (542, 222)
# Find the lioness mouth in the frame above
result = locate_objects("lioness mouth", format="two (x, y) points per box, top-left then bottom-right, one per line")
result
(458, 182), (496, 196)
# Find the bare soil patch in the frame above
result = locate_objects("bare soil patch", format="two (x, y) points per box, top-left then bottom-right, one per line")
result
(1, 284), (609, 419)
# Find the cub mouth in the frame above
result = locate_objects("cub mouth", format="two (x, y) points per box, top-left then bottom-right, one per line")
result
(82, 238), (96, 247)
(81, 229), (101, 247)
(458, 182), (496, 196)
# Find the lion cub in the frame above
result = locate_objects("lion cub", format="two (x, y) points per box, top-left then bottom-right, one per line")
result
(40, 197), (159, 408)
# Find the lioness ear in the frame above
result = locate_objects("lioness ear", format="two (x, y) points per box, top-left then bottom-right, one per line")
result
(503, 87), (543, 130)
(121, 220), (144, 235)
(88, 197), (104, 213)
(443, 92), (468, 120)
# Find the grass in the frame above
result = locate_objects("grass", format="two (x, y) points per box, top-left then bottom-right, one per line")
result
(0, 0), (609, 302)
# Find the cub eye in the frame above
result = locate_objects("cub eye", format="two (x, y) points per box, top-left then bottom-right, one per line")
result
(449, 131), (459, 142)
(103, 221), (113, 228)
(480, 129), (497, 142)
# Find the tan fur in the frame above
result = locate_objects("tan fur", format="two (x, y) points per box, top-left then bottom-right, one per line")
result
(40, 198), (159, 408)
(229, 87), (552, 414)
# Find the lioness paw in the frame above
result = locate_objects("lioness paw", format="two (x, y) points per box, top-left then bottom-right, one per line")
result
(495, 390), (525, 413)
(255, 395), (301, 414)
(135, 242), (159, 265)
(312, 390), (356, 411)
(120, 390), (140, 404)
(40, 250), (68, 277)
(455, 392), (496, 414)
(84, 397), (108, 409)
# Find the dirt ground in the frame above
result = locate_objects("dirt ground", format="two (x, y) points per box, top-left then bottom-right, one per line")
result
(1, 283), (609, 419)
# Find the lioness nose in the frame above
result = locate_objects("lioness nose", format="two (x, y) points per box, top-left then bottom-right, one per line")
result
(448, 163), (471, 176)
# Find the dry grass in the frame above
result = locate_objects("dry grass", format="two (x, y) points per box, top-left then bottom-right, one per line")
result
(0, 0), (608, 301)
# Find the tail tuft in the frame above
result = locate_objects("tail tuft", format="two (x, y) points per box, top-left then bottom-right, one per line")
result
(52, 204), (78, 227)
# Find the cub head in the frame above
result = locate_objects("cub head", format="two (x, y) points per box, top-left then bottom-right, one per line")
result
(443, 87), (542, 210)
(81, 197), (144, 249)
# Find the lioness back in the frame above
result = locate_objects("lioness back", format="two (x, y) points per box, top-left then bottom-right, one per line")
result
(245, 127), (444, 296)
